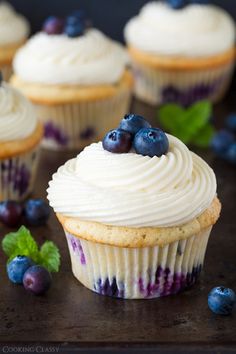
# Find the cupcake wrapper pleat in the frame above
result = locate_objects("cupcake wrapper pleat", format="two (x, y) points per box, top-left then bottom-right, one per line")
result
(33, 90), (132, 150)
(64, 226), (212, 299)
(0, 147), (40, 201)
(131, 60), (235, 105)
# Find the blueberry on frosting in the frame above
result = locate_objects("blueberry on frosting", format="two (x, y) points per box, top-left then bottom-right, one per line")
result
(102, 115), (169, 157)
(42, 16), (65, 35)
(166, 0), (188, 9)
(102, 129), (132, 153)
(64, 10), (91, 38)
(119, 114), (151, 135)
(133, 128), (169, 157)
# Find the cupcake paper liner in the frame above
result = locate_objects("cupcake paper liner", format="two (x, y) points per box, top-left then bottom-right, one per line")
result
(64, 226), (212, 299)
(0, 147), (40, 201)
(34, 89), (132, 150)
(131, 60), (235, 106)
(0, 64), (13, 82)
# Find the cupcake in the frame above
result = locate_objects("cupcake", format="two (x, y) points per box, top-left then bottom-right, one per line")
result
(11, 12), (133, 150)
(124, 1), (236, 106)
(0, 76), (43, 201)
(47, 114), (221, 299)
(0, 2), (29, 81)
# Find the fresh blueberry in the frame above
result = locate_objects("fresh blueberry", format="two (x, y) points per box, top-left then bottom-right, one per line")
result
(211, 130), (235, 155)
(208, 286), (236, 315)
(225, 142), (236, 164)
(133, 128), (169, 157)
(7, 256), (34, 284)
(66, 10), (87, 26)
(23, 265), (52, 295)
(119, 114), (151, 135)
(166, 0), (188, 10)
(42, 16), (65, 35)
(24, 199), (50, 226)
(64, 23), (85, 37)
(0, 201), (23, 227)
(226, 114), (236, 133)
(102, 129), (132, 154)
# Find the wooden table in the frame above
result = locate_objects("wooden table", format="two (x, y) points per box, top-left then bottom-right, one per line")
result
(0, 97), (236, 354)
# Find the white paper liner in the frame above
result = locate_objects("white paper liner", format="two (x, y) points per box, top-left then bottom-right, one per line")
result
(0, 64), (13, 82)
(0, 146), (40, 201)
(33, 89), (132, 150)
(131, 60), (235, 105)
(64, 226), (212, 299)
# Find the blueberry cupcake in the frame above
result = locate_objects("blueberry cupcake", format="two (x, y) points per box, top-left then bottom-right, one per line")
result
(47, 114), (221, 299)
(0, 2), (29, 81)
(124, 0), (236, 106)
(11, 11), (133, 150)
(0, 76), (43, 201)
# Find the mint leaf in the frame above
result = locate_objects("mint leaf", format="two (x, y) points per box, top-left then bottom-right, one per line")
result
(182, 101), (212, 139)
(2, 226), (61, 272)
(2, 226), (38, 262)
(39, 241), (60, 273)
(191, 123), (215, 148)
(159, 104), (185, 133)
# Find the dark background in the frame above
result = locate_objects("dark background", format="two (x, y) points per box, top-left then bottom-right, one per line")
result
(7, 0), (236, 42)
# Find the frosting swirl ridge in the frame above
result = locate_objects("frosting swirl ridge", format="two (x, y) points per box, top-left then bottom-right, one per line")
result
(124, 2), (236, 57)
(13, 29), (128, 85)
(47, 135), (217, 228)
(0, 2), (29, 46)
(0, 83), (37, 141)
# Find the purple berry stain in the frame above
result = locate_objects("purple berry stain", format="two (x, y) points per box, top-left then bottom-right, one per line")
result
(44, 122), (68, 146)
(68, 234), (86, 265)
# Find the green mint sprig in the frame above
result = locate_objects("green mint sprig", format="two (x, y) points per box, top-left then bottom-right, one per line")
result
(2, 226), (60, 272)
(158, 100), (215, 148)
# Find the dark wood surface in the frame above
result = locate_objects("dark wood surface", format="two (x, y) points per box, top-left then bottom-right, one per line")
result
(0, 97), (236, 353)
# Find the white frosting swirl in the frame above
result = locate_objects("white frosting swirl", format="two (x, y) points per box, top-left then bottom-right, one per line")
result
(13, 29), (128, 85)
(47, 135), (217, 228)
(124, 2), (236, 57)
(0, 83), (37, 141)
(0, 2), (29, 46)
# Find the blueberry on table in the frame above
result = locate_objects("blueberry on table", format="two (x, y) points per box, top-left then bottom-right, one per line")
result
(208, 286), (236, 316)
(119, 114), (151, 135)
(7, 256), (34, 284)
(0, 200), (23, 227)
(166, 0), (188, 10)
(226, 114), (236, 133)
(225, 142), (236, 164)
(133, 128), (169, 157)
(211, 130), (235, 155)
(24, 199), (50, 226)
(102, 129), (132, 153)
(42, 16), (65, 35)
(23, 265), (52, 295)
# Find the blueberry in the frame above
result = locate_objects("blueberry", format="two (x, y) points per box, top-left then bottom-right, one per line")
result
(166, 0), (188, 10)
(133, 128), (169, 157)
(211, 130), (235, 155)
(226, 114), (236, 133)
(23, 265), (52, 295)
(66, 10), (87, 26)
(225, 142), (236, 165)
(119, 114), (151, 135)
(24, 199), (50, 226)
(0, 200), (23, 227)
(7, 256), (34, 284)
(42, 16), (65, 35)
(102, 129), (132, 154)
(208, 286), (236, 315)
(64, 23), (85, 38)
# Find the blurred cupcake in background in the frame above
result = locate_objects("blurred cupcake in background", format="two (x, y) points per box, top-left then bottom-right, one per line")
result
(0, 2), (29, 81)
(11, 11), (133, 150)
(124, 0), (236, 106)
(0, 74), (43, 201)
